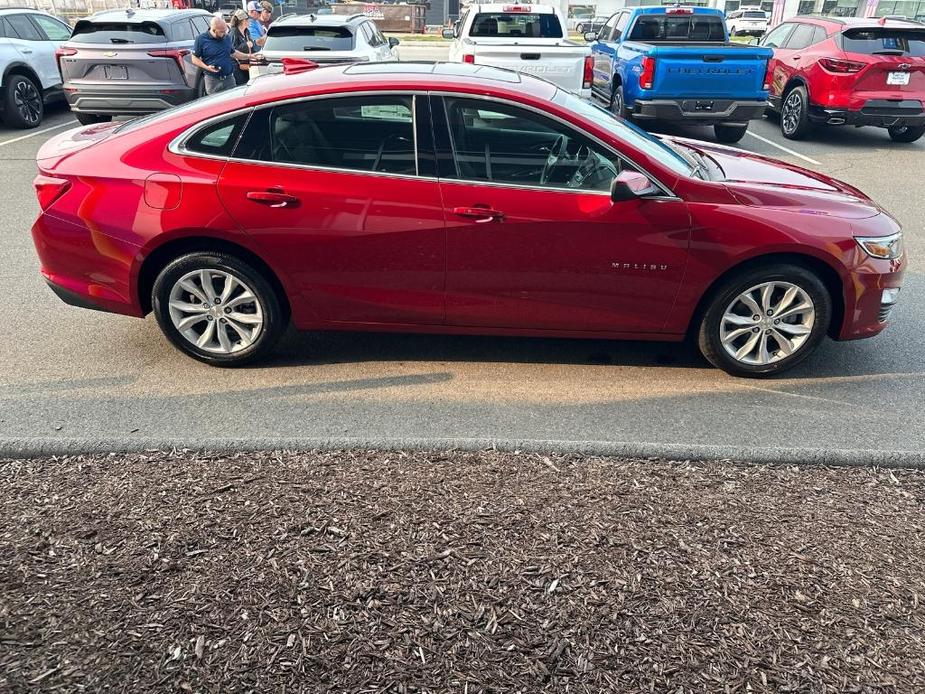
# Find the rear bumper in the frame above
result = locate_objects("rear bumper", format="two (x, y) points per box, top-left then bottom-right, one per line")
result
(631, 98), (768, 123)
(64, 85), (197, 115)
(807, 99), (925, 128)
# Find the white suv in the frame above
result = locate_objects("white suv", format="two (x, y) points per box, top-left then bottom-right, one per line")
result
(0, 9), (72, 128)
(250, 13), (399, 80)
(725, 8), (769, 37)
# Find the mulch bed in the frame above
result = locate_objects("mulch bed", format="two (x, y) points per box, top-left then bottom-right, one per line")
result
(1, 450), (925, 692)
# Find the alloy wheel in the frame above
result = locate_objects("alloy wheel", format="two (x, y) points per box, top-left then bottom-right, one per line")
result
(719, 281), (815, 366)
(167, 269), (264, 354)
(14, 80), (41, 125)
(781, 91), (802, 136)
(612, 89), (623, 117)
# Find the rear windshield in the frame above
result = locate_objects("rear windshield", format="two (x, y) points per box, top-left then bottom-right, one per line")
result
(71, 20), (166, 44)
(629, 14), (726, 42)
(264, 26), (355, 51)
(743, 11), (767, 18)
(841, 28), (925, 56)
(469, 12), (564, 38)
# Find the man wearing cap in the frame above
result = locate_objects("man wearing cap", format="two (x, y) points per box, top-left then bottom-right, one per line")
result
(247, 1), (268, 50)
(191, 16), (259, 94)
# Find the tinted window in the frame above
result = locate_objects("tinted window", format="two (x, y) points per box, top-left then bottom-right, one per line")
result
(629, 14), (726, 42)
(31, 14), (72, 41)
(193, 16), (211, 34)
(784, 23), (817, 49)
(264, 25), (354, 51)
(172, 19), (194, 42)
(238, 96), (416, 176)
(442, 97), (629, 191)
(614, 12), (630, 39)
(185, 113), (248, 156)
(841, 28), (925, 56)
(743, 11), (767, 17)
(0, 19), (5, 38)
(71, 20), (167, 44)
(6, 14), (43, 41)
(598, 13), (617, 39)
(470, 13), (563, 39)
(812, 26), (827, 44)
(761, 22), (794, 48)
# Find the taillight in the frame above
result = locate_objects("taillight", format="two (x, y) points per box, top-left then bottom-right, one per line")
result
(462, 54), (475, 64)
(762, 60), (772, 91)
(147, 48), (191, 76)
(34, 175), (71, 211)
(819, 58), (865, 74)
(54, 47), (77, 73)
(639, 56), (655, 90)
(583, 55), (593, 89)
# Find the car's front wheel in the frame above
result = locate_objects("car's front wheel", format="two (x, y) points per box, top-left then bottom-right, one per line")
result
(151, 252), (286, 367)
(697, 264), (831, 377)
(3, 74), (43, 129)
(888, 124), (925, 143)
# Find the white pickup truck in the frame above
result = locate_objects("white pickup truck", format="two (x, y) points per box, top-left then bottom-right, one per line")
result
(443, 3), (592, 98)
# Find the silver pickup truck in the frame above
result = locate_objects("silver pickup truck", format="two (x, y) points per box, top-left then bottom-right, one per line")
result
(444, 3), (592, 98)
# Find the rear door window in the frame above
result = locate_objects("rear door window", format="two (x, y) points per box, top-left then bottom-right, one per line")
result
(263, 25), (355, 51)
(783, 23), (818, 49)
(172, 19), (194, 42)
(6, 14), (44, 41)
(613, 12), (630, 39)
(840, 28), (925, 56)
(469, 13), (564, 39)
(31, 14), (72, 41)
(70, 20), (167, 44)
(628, 14), (726, 42)
(185, 113), (249, 157)
(193, 16), (211, 34)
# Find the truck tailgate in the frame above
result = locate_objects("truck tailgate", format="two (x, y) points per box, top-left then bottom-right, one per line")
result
(466, 40), (589, 91)
(637, 43), (769, 99)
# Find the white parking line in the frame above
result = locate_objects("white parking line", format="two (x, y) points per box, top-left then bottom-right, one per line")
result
(0, 121), (74, 148)
(744, 130), (822, 166)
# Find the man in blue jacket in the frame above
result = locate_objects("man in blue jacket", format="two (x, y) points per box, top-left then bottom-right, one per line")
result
(192, 16), (260, 94)
(247, 1), (268, 50)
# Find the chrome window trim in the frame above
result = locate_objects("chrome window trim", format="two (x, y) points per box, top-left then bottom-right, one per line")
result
(428, 90), (679, 199)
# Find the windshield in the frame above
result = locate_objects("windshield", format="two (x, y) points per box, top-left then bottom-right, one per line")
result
(470, 12), (564, 38)
(629, 14), (727, 42)
(264, 26), (355, 52)
(841, 28), (925, 55)
(743, 11), (767, 18)
(552, 90), (693, 178)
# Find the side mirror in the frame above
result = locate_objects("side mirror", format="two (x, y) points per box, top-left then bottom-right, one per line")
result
(611, 170), (659, 202)
(388, 36), (400, 48)
(442, 28), (455, 39)
(584, 31), (598, 42)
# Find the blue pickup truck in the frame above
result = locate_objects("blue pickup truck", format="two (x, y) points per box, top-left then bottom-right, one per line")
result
(586, 6), (773, 143)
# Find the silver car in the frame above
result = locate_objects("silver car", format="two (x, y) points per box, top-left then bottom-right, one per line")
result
(58, 8), (214, 125)
(250, 13), (399, 80)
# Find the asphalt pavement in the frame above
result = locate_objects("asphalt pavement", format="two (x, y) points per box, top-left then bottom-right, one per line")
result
(1, 58), (923, 461)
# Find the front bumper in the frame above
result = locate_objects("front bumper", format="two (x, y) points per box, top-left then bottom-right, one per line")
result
(64, 85), (197, 115)
(808, 99), (925, 128)
(631, 98), (768, 123)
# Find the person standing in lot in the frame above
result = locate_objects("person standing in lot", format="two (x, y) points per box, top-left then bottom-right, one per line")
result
(229, 9), (254, 86)
(192, 16), (256, 94)
(247, 1), (268, 50)
(260, 2), (274, 29)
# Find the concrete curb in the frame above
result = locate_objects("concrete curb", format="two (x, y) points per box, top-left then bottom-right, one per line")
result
(1, 437), (923, 468)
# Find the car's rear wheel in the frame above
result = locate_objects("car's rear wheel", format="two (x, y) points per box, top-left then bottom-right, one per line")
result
(714, 123), (748, 143)
(888, 124), (925, 143)
(697, 264), (831, 377)
(152, 252), (286, 367)
(611, 83), (627, 119)
(780, 85), (811, 140)
(3, 74), (43, 129)
(74, 113), (112, 126)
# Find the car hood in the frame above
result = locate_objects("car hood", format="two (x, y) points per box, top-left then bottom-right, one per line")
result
(669, 137), (883, 220)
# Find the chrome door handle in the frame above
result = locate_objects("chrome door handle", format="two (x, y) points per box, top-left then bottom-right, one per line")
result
(452, 206), (504, 223)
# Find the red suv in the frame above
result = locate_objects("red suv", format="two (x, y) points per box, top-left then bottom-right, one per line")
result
(760, 16), (925, 142)
(31, 63), (905, 377)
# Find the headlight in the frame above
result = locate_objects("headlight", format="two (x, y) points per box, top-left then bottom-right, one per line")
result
(855, 231), (903, 260)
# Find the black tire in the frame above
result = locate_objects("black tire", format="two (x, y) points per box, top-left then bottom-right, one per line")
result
(611, 83), (628, 119)
(2, 74), (43, 129)
(74, 112), (112, 126)
(576, 23), (585, 33)
(888, 124), (925, 143)
(697, 263), (831, 378)
(152, 252), (287, 367)
(780, 85), (811, 140)
(714, 122), (748, 143)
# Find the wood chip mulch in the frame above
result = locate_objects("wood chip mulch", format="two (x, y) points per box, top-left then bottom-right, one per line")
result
(1, 450), (925, 693)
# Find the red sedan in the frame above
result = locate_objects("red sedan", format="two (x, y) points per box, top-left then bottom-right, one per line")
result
(32, 63), (905, 377)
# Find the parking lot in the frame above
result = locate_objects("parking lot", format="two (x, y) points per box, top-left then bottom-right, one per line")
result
(1, 44), (923, 459)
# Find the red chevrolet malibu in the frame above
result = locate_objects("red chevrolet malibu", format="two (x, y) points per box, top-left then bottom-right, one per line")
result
(31, 62), (905, 377)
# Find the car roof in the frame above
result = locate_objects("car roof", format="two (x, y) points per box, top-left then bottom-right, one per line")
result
(245, 61), (557, 102)
(85, 8), (212, 22)
(791, 14), (923, 28)
(271, 12), (369, 27)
